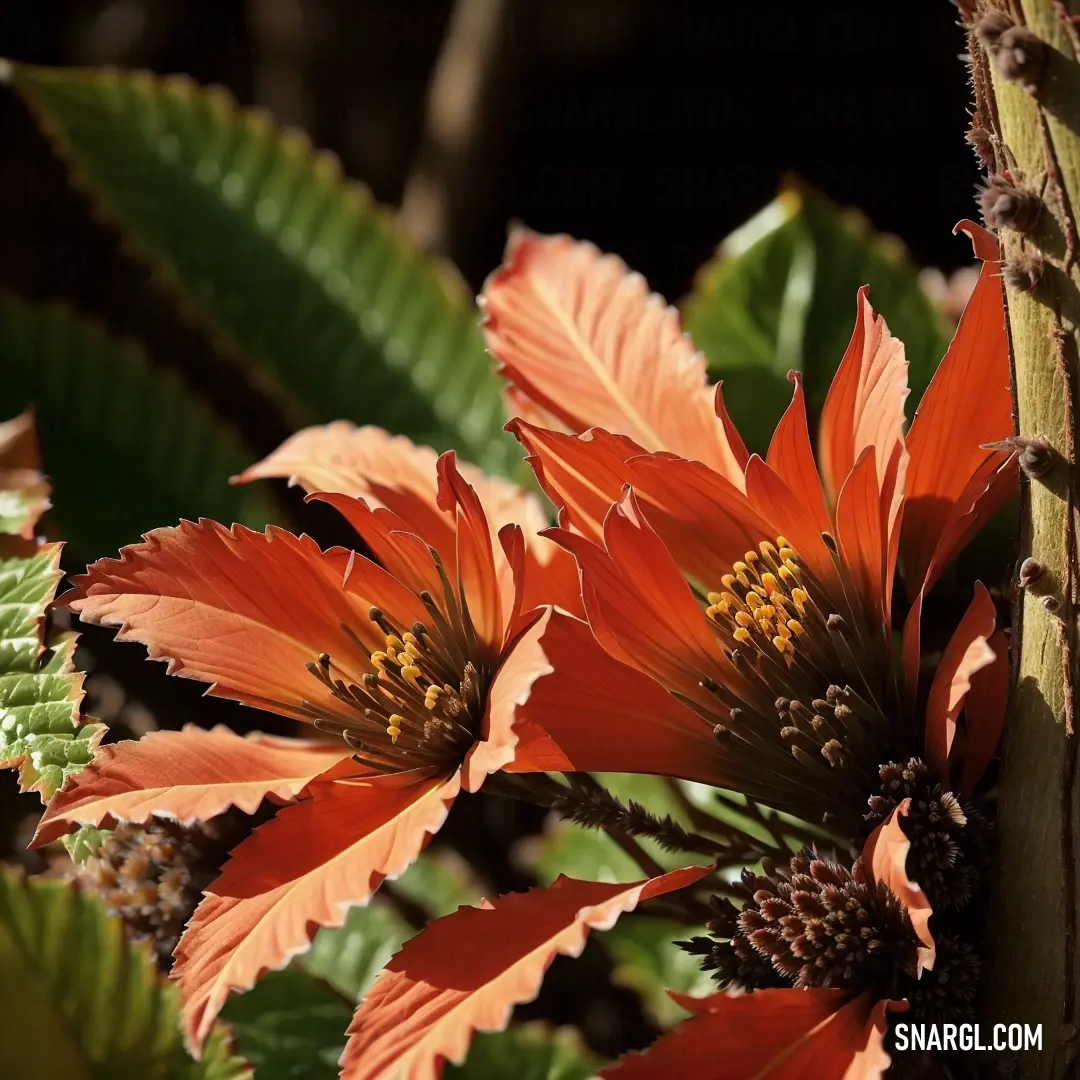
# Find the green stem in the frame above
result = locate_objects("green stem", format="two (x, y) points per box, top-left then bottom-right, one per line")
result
(972, 4), (1080, 1077)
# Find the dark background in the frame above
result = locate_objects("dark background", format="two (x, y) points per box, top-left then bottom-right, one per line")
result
(0, 0), (983, 1056)
(1, 0), (975, 315)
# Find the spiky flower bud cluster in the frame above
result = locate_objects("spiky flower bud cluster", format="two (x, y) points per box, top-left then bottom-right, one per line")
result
(865, 759), (991, 913)
(77, 813), (247, 968)
(680, 850), (917, 996)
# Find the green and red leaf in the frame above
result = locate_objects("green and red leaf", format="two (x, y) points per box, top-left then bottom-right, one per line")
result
(340, 865), (710, 1080)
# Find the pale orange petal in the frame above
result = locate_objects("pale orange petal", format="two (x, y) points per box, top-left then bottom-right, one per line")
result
(483, 230), (746, 484)
(818, 289), (909, 510)
(924, 582), (998, 784)
(239, 422), (578, 615)
(32, 725), (352, 847)
(174, 771), (460, 1052)
(864, 799), (935, 975)
(60, 522), (419, 724)
(959, 628), (1009, 796)
(506, 610), (731, 787)
(601, 988), (898, 1080)
(902, 221), (1014, 598)
(340, 866), (710, 1080)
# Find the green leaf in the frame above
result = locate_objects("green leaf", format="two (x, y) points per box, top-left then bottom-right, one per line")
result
(0, 294), (273, 559)
(4, 62), (516, 474)
(220, 970), (351, 1080)
(0, 868), (251, 1080)
(62, 825), (110, 863)
(602, 917), (714, 1029)
(296, 850), (482, 1001)
(517, 775), (705, 888)
(445, 1025), (599, 1080)
(298, 898), (411, 1003)
(683, 183), (952, 453)
(0, 546), (101, 800)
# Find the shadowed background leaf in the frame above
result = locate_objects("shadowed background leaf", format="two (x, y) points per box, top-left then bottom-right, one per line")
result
(0, 868), (250, 1079)
(2, 62), (518, 476)
(0, 295), (274, 559)
(683, 183), (953, 453)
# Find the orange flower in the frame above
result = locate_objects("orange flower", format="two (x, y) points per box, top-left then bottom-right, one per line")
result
(38, 443), (569, 1052)
(601, 803), (935, 1080)
(487, 222), (1015, 832)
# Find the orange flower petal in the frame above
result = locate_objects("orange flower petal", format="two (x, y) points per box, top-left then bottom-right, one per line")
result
(959, 628), (1009, 796)
(174, 770), (460, 1052)
(339, 865), (710, 1080)
(818, 289), (909, 512)
(766, 372), (832, 536)
(462, 607), (551, 790)
(601, 988), (899, 1080)
(834, 447), (888, 624)
(864, 799), (935, 975)
(506, 610), (730, 786)
(743, 455), (844, 603)
(549, 494), (728, 710)
(510, 419), (641, 542)
(482, 230), (746, 485)
(32, 725), (353, 847)
(60, 521), (409, 724)
(240, 422), (582, 617)
(902, 221), (1014, 599)
(924, 582), (999, 785)
(435, 451), (504, 651)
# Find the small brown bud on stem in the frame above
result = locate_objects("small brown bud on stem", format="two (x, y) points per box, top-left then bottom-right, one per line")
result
(995, 27), (1048, 93)
(1002, 252), (1046, 293)
(1019, 558), (1047, 589)
(978, 175), (1042, 232)
(983, 434), (1059, 479)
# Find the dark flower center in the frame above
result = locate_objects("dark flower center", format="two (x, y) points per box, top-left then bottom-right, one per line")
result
(307, 589), (493, 774)
(680, 851), (919, 997)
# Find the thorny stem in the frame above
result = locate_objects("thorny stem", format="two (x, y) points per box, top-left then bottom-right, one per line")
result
(968, 3), (1080, 1077)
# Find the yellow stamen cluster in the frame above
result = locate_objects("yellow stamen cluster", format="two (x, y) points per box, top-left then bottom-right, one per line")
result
(368, 631), (458, 743)
(705, 538), (809, 659)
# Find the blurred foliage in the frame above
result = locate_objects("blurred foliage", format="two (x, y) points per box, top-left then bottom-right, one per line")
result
(0, 868), (250, 1079)
(445, 1025), (600, 1080)
(0, 295), (272, 559)
(220, 970), (350, 1080)
(603, 917), (713, 1029)
(683, 182), (953, 453)
(4, 62), (518, 478)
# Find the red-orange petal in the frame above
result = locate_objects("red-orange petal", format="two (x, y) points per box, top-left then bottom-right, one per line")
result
(924, 582), (998, 784)
(32, 726), (353, 847)
(462, 606), (551, 790)
(506, 610), (731, 787)
(834, 447), (887, 625)
(767, 372), (831, 536)
(818, 289), (909, 511)
(549, 494), (728, 711)
(242, 422), (581, 617)
(340, 865), (710, 1080)
(509, 419), (642, 543)
(864, 799), (935, 975)
(435, 451), (504, 652)
(60, 521), (411, 724)
(959, 628), (1009, 796)
(902, 222), (1014, 599)
(174, 770), (460, 1053)
(601, 988), (899, 1080)
(482, 230), (746, 485)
